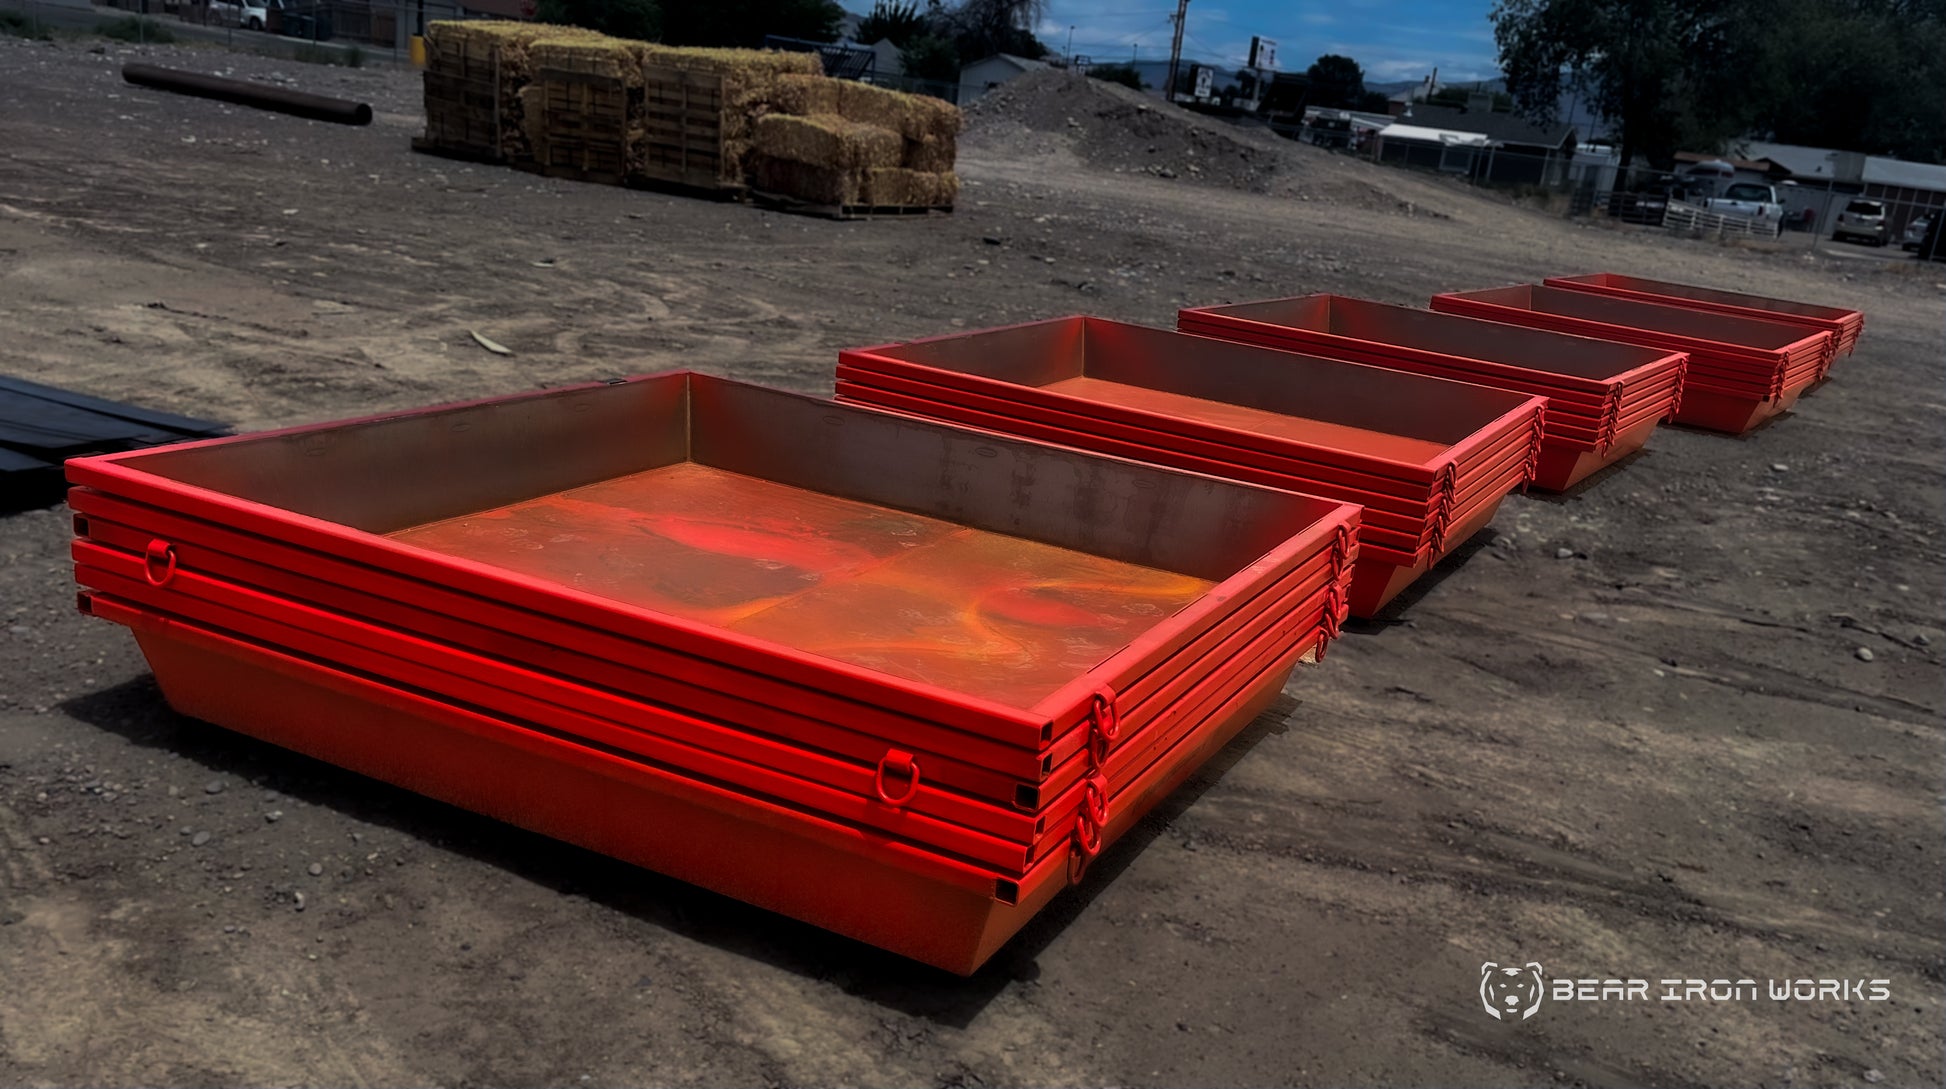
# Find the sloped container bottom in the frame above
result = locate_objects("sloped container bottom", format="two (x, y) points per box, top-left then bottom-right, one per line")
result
(92, 594), (1301, 975)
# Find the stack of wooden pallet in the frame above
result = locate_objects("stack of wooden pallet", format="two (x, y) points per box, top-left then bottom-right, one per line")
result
(417, 21), (613, 163)
(414, 21), (959, 217)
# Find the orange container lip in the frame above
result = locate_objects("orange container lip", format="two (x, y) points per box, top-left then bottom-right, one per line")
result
(1542, 272), (1862, 359)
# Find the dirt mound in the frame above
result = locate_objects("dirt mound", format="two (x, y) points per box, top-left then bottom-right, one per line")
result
(963, 68), (1299, 193)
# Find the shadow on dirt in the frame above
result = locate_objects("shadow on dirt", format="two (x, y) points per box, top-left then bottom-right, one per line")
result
(61, 675), (1299, 1029)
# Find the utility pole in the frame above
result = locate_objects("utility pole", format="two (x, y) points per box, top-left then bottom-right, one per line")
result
(1164, 0), (1189, 101)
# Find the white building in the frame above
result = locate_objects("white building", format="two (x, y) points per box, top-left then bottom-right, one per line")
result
(957, 53), (1048, 104)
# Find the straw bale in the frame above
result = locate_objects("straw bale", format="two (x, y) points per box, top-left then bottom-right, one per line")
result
(635, 45), (822, 182)
(425, 21), (616, 161)
(773, 73), (842, 116)
(753, 114), (901, 171)
(519, 84), (547, 160)
(833, 80), (961, 141)
(532, 36), (641, 88)
(750, 155), (860, 205)
(862, 167), (958, 207)
(900, 133), (956, 172)
(636, 43), (820, 109)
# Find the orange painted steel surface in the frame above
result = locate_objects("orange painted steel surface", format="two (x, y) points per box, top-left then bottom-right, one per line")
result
(67, 372), (1360, 972)
(87, 594), (1299, 974)
(1175, 295), (1687, 491)
(1037, 375), (1453, 463)
(837, 316), (1543, 617)
(1428, 285), (1833, 435)
(1542, 272), (1863, 360)
(391, 462), (1215, 710)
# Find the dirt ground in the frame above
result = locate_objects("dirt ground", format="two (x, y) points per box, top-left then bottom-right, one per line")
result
(1, 37), (1942, 1088)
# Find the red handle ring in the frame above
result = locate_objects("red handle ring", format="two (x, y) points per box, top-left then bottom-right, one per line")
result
(1074, 811), (1102, 857)
(143, 539), (177, 587)
(874, 749), (920, 807)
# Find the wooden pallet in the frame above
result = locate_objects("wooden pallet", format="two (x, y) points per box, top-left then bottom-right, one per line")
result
(510, 159), (627, 188)
(749, 189), (954, 221)
(410, 137), (506, 165)
(535, 61), (630, 181)
(640, 65), (732, 190)
(421, 37), (501, 163)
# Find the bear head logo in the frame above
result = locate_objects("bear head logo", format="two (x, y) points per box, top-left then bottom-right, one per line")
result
(1479, 962), (1544, 1021)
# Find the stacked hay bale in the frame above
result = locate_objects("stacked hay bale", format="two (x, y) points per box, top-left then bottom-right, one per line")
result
(417, 21), (960, 212)
(527, 36), (642, 180)
(421, 20), (610, 162)
(634, 45), (824, 189)
(752, 76), (960, 209)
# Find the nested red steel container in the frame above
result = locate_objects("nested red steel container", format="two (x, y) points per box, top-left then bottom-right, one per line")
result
(68, 372), (1360, 974)
(1542, 272), (1863, 361)
(834, 317), (1545, 617)
(1177, 295), (1687, 492)
(1429, 284), (1835, 435)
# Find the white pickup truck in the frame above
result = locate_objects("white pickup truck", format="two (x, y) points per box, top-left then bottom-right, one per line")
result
(1702, 182), (1787, 227)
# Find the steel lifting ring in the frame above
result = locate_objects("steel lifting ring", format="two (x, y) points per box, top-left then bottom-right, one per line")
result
(1074, 811), (1102, 857)
(1067, 840), (1091, 885)
(1091, 691), (1119, 744)
(143, 539), (177, 587)
(874, 748), (921, 807)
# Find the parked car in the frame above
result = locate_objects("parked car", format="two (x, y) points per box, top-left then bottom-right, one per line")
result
(1832, 199), (1889, 246)
(1902, 214), (1933, 252)
(1917, 214), (1946, 262)
(205, 0), (268, 29)
(1702, 182), (1786, 232)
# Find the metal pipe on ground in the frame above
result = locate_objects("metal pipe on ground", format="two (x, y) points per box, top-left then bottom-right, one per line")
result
(120, 63), (373, 126)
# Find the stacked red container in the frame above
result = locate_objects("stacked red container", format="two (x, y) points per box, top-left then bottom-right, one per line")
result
(835, 317), (1545, 617)
(1542, 272), (1864, 362)
(1176, 295), (1687, 491)
(1430, 285), (1836, 435)
(67, 373), (1361, 974)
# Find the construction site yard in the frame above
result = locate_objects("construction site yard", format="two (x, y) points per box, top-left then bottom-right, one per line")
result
(1, 39), (1942, 1088)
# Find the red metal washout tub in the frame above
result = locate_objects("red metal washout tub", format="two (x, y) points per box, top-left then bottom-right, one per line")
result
(68, 372), (1360, 975)
(1177, 294), (1687, 492)
(1428, 285), (1835, 435)
(834, 316), (1544, 618)
(1542, 272), (1863, 363)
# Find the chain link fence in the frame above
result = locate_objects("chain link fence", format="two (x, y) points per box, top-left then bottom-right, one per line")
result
(0, 0), (483, 60)
(1282, 118), (1946, 262)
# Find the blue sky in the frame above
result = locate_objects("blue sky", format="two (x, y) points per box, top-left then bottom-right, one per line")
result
(1030, 0), (1502, 83)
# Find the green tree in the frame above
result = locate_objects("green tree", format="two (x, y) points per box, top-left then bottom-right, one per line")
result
(1491, 0), (1748, 167)
(899, 33), (962, 80)
(945, 0), (1048, 61)
(1304, 54), (1366, 109)
(533, 0), (661, 41)
(660, 0), (845, 46)
(1494, 0), (1945, 167)
(1087, 62), (1145, 90)
(1742, 0), (1945, 164)
(857, 0), (927, 45)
